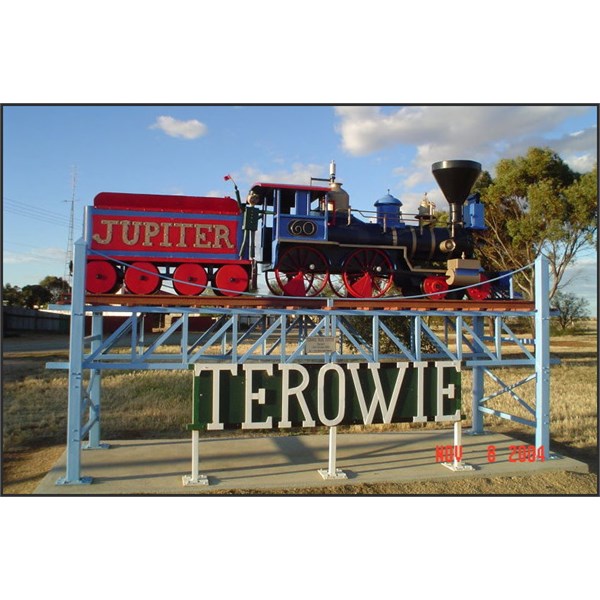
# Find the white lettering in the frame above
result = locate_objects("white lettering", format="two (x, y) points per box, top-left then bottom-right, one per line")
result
(193, 364), (238, 431)
(121, 220), (142, 245)
(175, 222), (194, 247)
(348, 363), (405, 424)
(242, 364), (273, 429)
(194, 223), (212, 248)
(412, 361), (428, 423)
(160, 222), (173, 247)
(317, 364), (346, 426)
(92, 219), (120, 245)
(278, 364), (316, 428)
(142, 222), (161, 246)
(213, 224), (234, 249)
(193, 361), (462, 430)
(435, 361), (461, 422)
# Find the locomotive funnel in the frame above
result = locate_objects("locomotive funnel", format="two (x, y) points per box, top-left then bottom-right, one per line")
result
(432, 160), (481, 205)
(432, 160), (481, 237)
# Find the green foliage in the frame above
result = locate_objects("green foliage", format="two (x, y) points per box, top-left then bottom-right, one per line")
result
(20, 285), (52, 309)
(474, 147), (597, 300)
(2, 284), (24, 307)
(551, 291), (590, 332)
(38, 275), (70, 302)
(345, 315), (437, 355)
(2, 276), (70, 308)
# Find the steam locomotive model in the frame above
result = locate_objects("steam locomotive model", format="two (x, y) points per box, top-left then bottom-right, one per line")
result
(84, 159), (494, 300)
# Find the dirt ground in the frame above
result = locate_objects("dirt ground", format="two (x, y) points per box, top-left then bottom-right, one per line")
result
(3, 446), (66, 494)
(2, 331), (598, 496)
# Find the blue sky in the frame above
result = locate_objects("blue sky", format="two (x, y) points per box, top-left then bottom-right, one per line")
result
(2, 104), (597, 311)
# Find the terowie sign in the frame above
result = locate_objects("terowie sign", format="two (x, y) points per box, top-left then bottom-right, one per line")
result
(189, 361), (461, 431)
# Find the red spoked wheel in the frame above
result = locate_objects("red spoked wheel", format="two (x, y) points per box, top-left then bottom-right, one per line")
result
(467, 274), (492, 300)
(265, 271), (284, 295)
(214, 265), (249, 297)
(422, 276), (449, 300)
(86, 260), (120, 294)
(274, 246), (329, 297)
(328, 274), (349, 298)
(172, 263), (208, 296)
(124, 261), (161, 295)
(342, 249), (393, 298)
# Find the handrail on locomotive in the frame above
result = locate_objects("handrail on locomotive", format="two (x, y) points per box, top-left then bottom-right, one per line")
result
(84, 159), (511, 302)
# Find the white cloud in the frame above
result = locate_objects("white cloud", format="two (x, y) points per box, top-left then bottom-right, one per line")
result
(551, 127), (597, 173)
(334, 106), (597, 191)
(4, 247), (64, 265)
(241, 162), (326, 186)
(150, 115), (207, 140)
(205, 189), (227, 198)
(561, 254), (598, 315)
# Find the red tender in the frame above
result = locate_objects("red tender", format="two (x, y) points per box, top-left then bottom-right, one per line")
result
(93, 192), (241, 215)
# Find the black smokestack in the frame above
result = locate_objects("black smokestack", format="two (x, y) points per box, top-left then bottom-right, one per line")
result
(432, 160), (481, 238)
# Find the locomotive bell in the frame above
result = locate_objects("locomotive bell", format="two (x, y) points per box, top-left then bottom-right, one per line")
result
(431, 160), (481, 238)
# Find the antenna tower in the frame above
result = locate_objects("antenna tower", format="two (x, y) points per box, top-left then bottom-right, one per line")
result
(64, 166), (77, 290)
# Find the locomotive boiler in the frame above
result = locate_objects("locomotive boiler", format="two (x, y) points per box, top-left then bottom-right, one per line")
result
(84, 159), (493, 300)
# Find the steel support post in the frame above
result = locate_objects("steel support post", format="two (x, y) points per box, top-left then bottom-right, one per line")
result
(84, 312), (109, 450)
(442, 420), (474, 471)
(469, 315), (485, 434)
(182, 430), (209, 486)
(534, 255), (551, 454)
(57, 238), (92, 485)
(318, 426), (347, 480)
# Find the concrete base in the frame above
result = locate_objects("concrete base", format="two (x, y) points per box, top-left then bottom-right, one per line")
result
(34, 430), (589, 495)
(318, 468), (348, 480)
(182, 474), (209, 486)
(441, 461), (475, 472)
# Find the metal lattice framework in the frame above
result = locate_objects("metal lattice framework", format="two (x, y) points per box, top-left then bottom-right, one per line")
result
(47, 238), (554, 485)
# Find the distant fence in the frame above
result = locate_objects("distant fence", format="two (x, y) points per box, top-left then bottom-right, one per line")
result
(2, 306), (214, 335)
(3, 307), (70, 334)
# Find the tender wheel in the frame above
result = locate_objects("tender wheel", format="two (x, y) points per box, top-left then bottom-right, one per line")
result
(86, 260), (120, 294)
(214, 265), (249, 297)
(124, 261), (161, 295)
(422, 276), (449, 300)
(467, 274), (492, 300)
(172, 263), (208, 296)
(274, 246), (329, 297)
(342, 249), (393, 298)
(446, 288), (466, 300)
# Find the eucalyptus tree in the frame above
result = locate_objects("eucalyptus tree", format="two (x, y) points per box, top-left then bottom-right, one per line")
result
(473, 147), (597, 300)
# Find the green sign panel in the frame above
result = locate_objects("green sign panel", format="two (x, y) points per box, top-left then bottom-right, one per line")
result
(189, 361), (461, 431)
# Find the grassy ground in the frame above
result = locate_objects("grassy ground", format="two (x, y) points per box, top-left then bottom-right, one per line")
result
(2, 322), (597, 495)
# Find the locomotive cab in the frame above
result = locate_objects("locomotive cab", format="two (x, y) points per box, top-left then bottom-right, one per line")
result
(247, 182), (331, 270)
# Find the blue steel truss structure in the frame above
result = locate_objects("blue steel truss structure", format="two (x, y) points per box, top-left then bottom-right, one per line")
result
(48, 238), (554, 485)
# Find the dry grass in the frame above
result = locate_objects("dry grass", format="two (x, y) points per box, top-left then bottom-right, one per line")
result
(2, 322), (597, 494)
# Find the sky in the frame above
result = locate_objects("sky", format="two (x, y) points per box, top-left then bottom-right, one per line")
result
(2, 104), (597, 311)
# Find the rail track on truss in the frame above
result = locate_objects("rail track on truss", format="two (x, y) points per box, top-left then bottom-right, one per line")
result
(83, 293), (535, 312)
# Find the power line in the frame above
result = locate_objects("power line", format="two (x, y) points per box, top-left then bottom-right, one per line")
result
(4, 198), (83, 229)
(3, 195), (77, 218)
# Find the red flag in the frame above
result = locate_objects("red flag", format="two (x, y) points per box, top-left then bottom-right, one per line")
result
(224, 174), (231, 181)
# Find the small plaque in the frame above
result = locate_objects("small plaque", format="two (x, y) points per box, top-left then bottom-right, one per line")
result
(306, 336), (337, 353)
